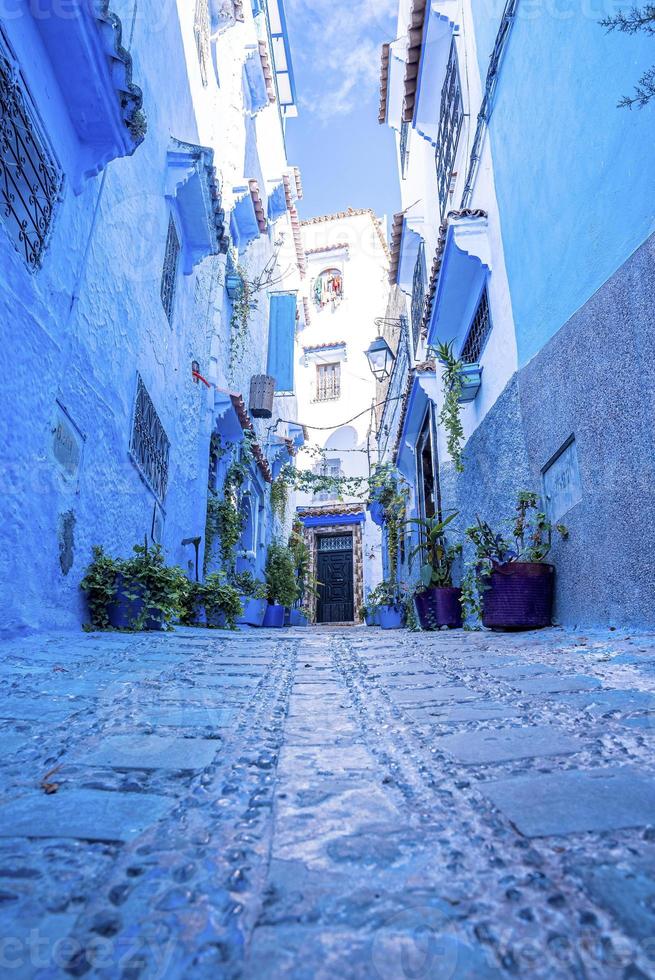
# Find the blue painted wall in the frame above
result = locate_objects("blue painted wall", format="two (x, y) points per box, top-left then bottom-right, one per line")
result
(472, 7), (655, 366)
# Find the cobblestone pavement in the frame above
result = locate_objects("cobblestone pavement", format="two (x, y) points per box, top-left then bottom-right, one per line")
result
(1, 625), (655, 978)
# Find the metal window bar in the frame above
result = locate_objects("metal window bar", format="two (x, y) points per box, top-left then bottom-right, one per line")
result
(0, 38), (62, 270)
(315, 363), (341, 402)
(194, 0), (211, 86)
(129, 374), (171, 504)
(435, 39), (464, 219)
(400, 120), (410, 179)
(410, 242), (426, 353)
(314, 458), (342, 501)
(160, 215), (180, 324)
(318, 535), (351, 552)
(460, 289), (491, 364)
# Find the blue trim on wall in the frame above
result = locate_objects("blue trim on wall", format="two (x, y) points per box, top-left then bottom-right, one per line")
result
(297, 512), (365, 528)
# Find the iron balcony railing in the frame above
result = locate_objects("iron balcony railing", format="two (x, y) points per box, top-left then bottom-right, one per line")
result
(377, 330), (410, 462)
(410, 243), (426, 355)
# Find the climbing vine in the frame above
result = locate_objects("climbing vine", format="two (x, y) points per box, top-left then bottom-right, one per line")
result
(270, 477), (289, 523)
(204, 432), (256, 574)
(228, 238), (290, 380)
(433, 340), (465, 473)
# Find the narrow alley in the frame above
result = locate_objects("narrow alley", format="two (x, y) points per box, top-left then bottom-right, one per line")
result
(1, 625), (655, 978)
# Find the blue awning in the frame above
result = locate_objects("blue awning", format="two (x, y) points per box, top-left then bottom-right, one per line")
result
(268, 181), (288, 222)
(267, 293), (297, 394)
(297, 511), (365, 528)
(244, 43), (270, 113)
(425, 214), (491, 352)
(395, 372), (438, 478)
(165, 139), (229, 273)
(231, 187), (261, 251)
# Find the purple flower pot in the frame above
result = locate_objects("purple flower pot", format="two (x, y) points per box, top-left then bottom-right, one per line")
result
(378, 604), (406, 630)
(482, 562), (555, 631)
(414, 587), (462, 630)
(237, 597), (267, 627)
(263, 603), (285, 628)
(107, 577), (164, 631)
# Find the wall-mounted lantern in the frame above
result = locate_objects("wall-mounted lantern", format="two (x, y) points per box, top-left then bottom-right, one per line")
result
(365, 336), (395, 382)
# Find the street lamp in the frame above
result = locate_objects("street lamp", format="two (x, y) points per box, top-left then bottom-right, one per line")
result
(365, 336), (395, 382)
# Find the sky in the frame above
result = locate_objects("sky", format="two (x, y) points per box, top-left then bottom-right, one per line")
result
(283, 0), (401, 229)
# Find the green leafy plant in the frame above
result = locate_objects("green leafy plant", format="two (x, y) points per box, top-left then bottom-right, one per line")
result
(434, 340), (465, 473)
(81, 542), (187, 631)
(407, 511), (461, 591)
(204, 434), (255, 574)
(368, 579), (410, 611)
(232, 570), (267, 600)
(202, 573), (243, 629)
(265, 541), (300, 607)
(288, 521), (319, 610)
(368, 464), (409, 582)
(80, 546), (120, 630)
(271, 477), (288, 522)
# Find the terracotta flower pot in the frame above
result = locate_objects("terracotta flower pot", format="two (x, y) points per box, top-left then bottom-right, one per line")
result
(482, 562), (555, 631)
(415, 587), (462, 630)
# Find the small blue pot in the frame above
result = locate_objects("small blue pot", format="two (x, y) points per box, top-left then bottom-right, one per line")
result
(364, 609), (379, 627)
(206, 608), (228, 628)
(378, 604), (406, 630)
(263, 603), (285, 628)
(289, 609), (308, 627)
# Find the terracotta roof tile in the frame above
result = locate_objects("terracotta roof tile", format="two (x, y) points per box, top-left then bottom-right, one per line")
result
(258, 40), (276, 103)
(229, 392), (273, 482)
(283, 175), (306, 275)
(388, 212), (404, 284)
(304, 242), (349, 256)
(248, 179), (267, 233)
(302, 296), (312, 327)
(300, 208), (389, 260)
(293, 167), (304, 199)
(303, 341), (346, 352)
(403, 0), (428, 123)
(297, 503), (364, 519)
(379, 43), (391, 124)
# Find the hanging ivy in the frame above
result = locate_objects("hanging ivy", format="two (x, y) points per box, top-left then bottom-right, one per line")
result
(270, 477), (288, 522)
(433, 340), (465, 474)
(204, 432), (256, 574)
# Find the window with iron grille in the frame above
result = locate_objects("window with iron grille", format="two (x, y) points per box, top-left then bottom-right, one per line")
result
(0, 33), (62, 271)
(160, 215), (180, 324)
(460, 288), (491, 364)
(435, 39), (463, 219)
(130, 374), (171, 504)
(318, 534), (351, 552)
(315, 362), (341, 402)
(400, 120), (410, 179)
(194, 0), (211, 86)
(410, 242), (426, 352)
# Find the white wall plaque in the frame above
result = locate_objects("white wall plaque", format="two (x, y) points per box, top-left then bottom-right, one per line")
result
(542, 436), (582, 522)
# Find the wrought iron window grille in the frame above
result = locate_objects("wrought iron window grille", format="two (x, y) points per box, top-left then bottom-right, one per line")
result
(318, 535), (351, 552)
(410, 243), (426, 354)
(0, 34), (63, 271)
(460, 288), (492, 364)
(400, 120), (410, 179)
(160, 215), (180, 324)
(129, 374), (171, 504)
(435, 39), (464, 220)
(314, 362), (341, 402)
(194, 0), (211, 86)
(314, 458), (343, 502)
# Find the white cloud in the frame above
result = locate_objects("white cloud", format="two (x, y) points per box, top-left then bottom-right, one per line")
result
(286, 0), (397, 118)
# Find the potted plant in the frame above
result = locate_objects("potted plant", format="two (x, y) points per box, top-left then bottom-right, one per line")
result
(369, 580), (408, 630)
(264, 541), (299, 627)
(408, 512), (463, 630)
(81, 542), (187, 631)
(360, 601), (379, 627)
(202, 573), (243, 629)
(233, 571), (268, 627)
(288, 523), (317, 626)
(182, 580), (207, 626)
(464, 491), (569, 631)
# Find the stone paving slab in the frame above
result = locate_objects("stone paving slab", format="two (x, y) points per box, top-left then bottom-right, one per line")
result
(75, 734), (220, 770)
(568, 860), (655, 942)
(0, 696), (90, 721)
(508, 674), (602, 694)
(485, 663), (559, 679)
(137, 705), (237, 728)
(408, 701), (520, 724)
(481, 767), (655, 837)
(387, 685), (477, 705)
(436, 724), (585, 764)
(0, 788), (173, 841)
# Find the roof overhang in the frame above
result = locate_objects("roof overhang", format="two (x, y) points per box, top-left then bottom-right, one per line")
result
(397, 221), (424, 294)
(296, 505), (366, 528)
(165, 139), (229, 273)
(395, 370), (434, 476)
(34, 0), (144, 193)
(213, 389), (273, 482)
(231, 185), (262, 250)
(413, 2), (459, 142)
(244, 43), (270, 113)
(302, 342), (347, 366)
(267, 180), (288, 222)
(425, 212), (491, 351)
(387, 39), (407, 132)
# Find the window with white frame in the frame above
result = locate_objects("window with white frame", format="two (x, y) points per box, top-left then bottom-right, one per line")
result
(0, 30), (63, 270)
(314, 457), (342, 502)
(315, 362), (341, 402)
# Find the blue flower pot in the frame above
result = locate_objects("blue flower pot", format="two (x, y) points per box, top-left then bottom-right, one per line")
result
(206, 609), (228, 628)
(107, 577), (164, 631)
(368, 500), (386, 527)
(190, 602), (207, 626)
(378, 604), (406, 630)
(263, 603), (285, 628)
(364, 610), (379, 627)
(237, 597), (267, 627)
(289, 609), (308, 627)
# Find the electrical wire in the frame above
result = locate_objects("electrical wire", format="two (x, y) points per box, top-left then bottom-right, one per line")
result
(275, 395), (405, 433)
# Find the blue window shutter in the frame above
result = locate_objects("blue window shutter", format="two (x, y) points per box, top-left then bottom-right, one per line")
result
(267, 293), (296, 393)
